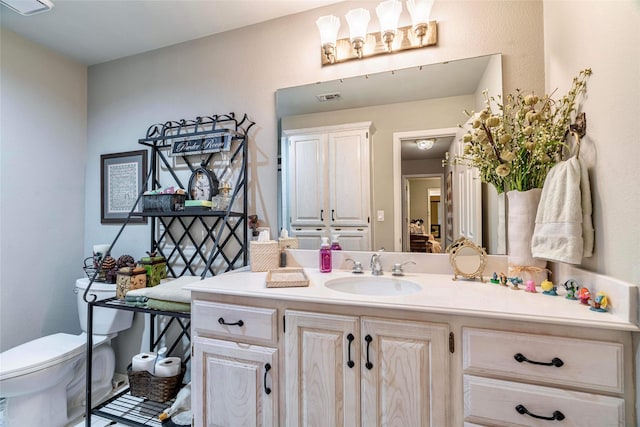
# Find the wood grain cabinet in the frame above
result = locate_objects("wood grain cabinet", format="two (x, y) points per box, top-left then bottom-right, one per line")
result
(284, 310), (450, 427)
(462, 327), (626, 426)
(192, 301), (279, 426)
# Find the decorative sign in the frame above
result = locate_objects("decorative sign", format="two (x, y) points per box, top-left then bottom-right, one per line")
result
(169, 133), (232, 156)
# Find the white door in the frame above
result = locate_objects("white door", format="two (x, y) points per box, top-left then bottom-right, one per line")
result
(328, 128), (371, 227)
(287, 133), (327, 227)
(453, 125), (482, 246)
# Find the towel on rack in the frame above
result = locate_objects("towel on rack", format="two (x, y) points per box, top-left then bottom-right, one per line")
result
(531, 156), (594, 264)
(126, 275), (199, 304)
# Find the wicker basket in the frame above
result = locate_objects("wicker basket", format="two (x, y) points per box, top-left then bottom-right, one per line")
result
(250, 241), (280, 272)
(127, 363), (186, 402)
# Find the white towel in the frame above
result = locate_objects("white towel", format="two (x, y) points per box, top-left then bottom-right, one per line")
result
(531, 156), (594, 264)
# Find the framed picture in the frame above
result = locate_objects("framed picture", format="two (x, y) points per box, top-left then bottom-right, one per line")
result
(430, 224), (441, 239)
(101, 150), (147, 224)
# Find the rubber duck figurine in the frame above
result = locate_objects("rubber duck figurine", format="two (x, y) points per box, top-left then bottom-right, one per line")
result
(590, 291), (609, 312)
(541, 279), (557, 296)
(577, 287), (592, 305)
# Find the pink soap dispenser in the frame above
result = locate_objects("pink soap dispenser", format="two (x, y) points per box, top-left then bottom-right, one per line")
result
(330, 234), (342, 251)
(319, 237), (332, 273)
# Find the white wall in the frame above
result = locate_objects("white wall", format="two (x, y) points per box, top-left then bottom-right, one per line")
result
(542, 0), (640, 416)
(543, 1), (640, 284)
(0, 28), (87, 350)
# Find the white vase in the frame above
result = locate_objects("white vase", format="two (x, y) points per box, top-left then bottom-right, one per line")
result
(506, 189), (548, 284)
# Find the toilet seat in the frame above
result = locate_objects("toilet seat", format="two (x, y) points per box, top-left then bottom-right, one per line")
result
(0, 333), (108, 381)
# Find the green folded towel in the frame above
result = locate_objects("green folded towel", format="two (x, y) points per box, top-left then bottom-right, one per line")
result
(146, 298), (190, 313)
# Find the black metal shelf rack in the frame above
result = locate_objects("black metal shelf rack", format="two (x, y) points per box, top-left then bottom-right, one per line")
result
(83, 113), (254, 426)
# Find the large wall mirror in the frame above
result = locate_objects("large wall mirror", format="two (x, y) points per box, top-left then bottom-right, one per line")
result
(277, 53), (505, 254)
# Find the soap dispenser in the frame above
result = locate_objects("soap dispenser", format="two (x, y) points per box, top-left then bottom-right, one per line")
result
(319, 237), (332, 273)
(330, 235), (342, 251)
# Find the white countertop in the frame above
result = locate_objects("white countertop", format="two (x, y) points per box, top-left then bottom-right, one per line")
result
(185, 265), (639, 332)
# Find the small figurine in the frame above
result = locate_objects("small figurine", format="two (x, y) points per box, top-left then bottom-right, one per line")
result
(490, 272), (500, 284)
(562, 279), (580, 300)
(498, 272), (508, 287)
(524, 280), (537, 293)
(577, 287), (592, 305)
(541, 279), (558, 296)
(590, 291), (609, 312)
(508, 276), (522, 290)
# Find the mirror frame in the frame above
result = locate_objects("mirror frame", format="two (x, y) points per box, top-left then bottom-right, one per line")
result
(447, 237), (488, 282)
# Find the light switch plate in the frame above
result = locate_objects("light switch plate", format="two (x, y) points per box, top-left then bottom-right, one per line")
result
(377, 210), (384, 221)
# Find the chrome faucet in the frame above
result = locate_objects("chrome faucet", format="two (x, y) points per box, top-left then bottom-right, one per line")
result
(370, 252), (383, 276)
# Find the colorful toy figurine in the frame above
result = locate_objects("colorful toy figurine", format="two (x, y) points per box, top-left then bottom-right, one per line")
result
(490, 272), (500, 284)
(498, 272), (508, 287)
(524, 280), (537, 293)
(508, 276), (522, 290)
(577, 287), (592, 305)
(562, 279), (580, 300)
(540, 279), (558, 296)
(590, 292), (609, 312)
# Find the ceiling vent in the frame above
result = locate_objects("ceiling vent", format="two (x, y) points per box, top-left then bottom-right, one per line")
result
(316, 92), (341, 102)
(0, 0), (54, 15)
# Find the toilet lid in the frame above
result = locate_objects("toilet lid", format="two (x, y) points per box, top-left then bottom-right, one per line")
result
(0, 333), (108, 381)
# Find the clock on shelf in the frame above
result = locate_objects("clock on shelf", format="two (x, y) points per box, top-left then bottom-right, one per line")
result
(188, 162), (219, 201)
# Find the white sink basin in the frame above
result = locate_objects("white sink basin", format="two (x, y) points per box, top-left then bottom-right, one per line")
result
(325, 276), (422, 296)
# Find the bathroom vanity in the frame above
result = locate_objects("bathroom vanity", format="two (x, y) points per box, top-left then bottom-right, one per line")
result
(187, 250), (638, 426)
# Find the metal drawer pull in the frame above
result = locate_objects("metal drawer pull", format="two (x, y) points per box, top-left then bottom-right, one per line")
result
(264, 363), (272, 395)
(346, 333), (355, 368)
(365, 334), (373, 370)
(218, 317), (244, 327)
(514, 352), (563, 367)
(516, 404), (565, 421)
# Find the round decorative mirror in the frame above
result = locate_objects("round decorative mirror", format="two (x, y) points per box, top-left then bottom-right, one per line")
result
(446, 238), (488, 282)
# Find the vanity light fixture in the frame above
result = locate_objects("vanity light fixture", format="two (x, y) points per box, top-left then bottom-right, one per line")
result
(316, 0), (437, 66)
(416, 139), (435, 150)
(345, 8), (371, 59)
(376, 0), (403, 52)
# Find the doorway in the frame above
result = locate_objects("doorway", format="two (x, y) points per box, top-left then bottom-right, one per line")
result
(403, 175), (443, 252)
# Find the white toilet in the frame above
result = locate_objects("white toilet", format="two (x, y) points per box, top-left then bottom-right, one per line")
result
(0, 278), (134, 427)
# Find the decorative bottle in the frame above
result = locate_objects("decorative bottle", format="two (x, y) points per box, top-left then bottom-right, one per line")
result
(330, 235), (342, 251)
(319, 237), (332, 273)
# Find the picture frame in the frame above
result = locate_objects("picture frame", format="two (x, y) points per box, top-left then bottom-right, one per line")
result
(101, 150), (148, 224)
(430, 224), (441, 239)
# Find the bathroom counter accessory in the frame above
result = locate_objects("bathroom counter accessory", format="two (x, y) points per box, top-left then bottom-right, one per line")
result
(266, 268), (309, 288)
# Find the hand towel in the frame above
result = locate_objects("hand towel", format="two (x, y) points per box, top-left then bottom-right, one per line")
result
(125, 275), (199, 303)
(531, 156), (594, 264)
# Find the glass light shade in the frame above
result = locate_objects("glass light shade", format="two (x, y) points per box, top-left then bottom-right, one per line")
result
(406, 0), (434, 26)
(345, 8), (371, 41)
(376, 0), (402, 34)
(316, 15), (341, 46)
(416, 139), (435, 150)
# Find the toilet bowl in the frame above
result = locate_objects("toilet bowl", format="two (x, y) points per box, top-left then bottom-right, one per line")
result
(0, 279), (133, 427)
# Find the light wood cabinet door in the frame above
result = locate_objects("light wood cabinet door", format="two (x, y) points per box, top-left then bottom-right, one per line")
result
(193, 336), (277, 427)
(361, 317), (450, 427)
(284, 310), (360, 427)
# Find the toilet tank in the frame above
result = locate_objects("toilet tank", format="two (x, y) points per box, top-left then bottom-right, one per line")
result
(75, 278), (133, 335)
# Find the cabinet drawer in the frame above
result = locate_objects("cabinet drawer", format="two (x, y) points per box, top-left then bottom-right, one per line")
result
(464, 375), (625, 427)
(463, 328), (623, 393)
(193, 301), (277, 344)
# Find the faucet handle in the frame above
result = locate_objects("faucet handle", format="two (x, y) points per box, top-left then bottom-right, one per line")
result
(391, 260), (416, 276)
(345, 258), (364, 274)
